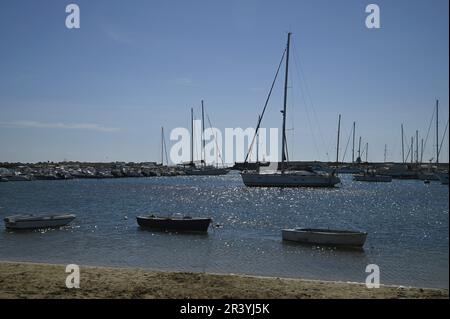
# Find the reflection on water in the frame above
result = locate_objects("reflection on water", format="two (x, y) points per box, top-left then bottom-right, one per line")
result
(0, 173), (448, 288)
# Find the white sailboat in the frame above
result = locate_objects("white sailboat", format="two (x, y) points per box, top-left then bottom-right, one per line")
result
(241, 33), (340, 187)
(186, 102), (229, 176)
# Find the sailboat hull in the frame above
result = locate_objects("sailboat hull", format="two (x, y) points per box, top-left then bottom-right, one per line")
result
(186, 168), (229, 176)
(241, 172), (340, 187)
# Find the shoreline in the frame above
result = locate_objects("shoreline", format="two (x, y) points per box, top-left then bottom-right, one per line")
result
(0, 261), (447, 299)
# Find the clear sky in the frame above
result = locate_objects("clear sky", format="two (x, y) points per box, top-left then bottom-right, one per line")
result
(0, 0), (448, 163)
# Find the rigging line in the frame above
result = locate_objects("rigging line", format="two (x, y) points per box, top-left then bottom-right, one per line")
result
(193, 116), (200, 163)
(289, 69), (295, 160)
(405, 139), (412, 162)
(244, 48), (287, 164)
(163, 130), (169, 166)
(341, 124), (353, 163)
(423, 107), (435, 159)
(282, 129), (290, 163)
(206, 113), (225, 166)
(291, 45), (321, 160)
(438, 118), (449, 156)
(292, 42), (329, 161)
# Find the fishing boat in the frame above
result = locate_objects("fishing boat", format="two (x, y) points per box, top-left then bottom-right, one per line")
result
(137, 215), (212, 232)
(4, 214), (76, 230)
(435, 171), (449, 185)
(240, 33), (340, 188)
(282, 228), (367, 247)
(353, 170), (392, 182)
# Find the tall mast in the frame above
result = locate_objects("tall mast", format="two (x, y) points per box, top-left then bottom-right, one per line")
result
(336, 114), (341, 164)
(384, 144), (387, 163)
(420, 138), (424, 164)
(358, 136), (362, 161)
(161, 126), (164, 165)
(281, 32), (291, 172)
(352, 121), (356, 163)
(256, 114), (261, 163)
(410, 137), (413, 164)
(401, 124), (405, 163)
(190, 108), (194, 164)
(436, 99), (439, 165)
(415, 130), (419, 164)
(201, 100), (206, 166)
(365, 142), (368, 163)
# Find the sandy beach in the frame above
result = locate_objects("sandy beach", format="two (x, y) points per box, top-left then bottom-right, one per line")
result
(0, 261), (447, 299)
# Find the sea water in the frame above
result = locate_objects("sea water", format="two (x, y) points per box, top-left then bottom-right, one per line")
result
(0, 172), (448, 288)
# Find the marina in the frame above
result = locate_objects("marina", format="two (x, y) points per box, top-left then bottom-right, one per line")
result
(0, 0), (448, 301)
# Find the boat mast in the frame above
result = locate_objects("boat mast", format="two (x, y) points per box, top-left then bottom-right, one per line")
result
(352, 122), (356, 163)
(410, 137), (413, 164)
(416, 130), (419, 164)
(436, 99), (439, 165)
(281, 32), (291, 173)
(256, 114), (261, 163)
(161, 126), (164, 165)
(366, 143), (369, 163)
(384, 144), (387, 163)
(201, 100), (206, 167)
(401, 124), (405, 163)
(358, 136), (362, 162)
(420, 138), (424, 163)
(190, 108), (194, 165)
(336, 114), (341, 164)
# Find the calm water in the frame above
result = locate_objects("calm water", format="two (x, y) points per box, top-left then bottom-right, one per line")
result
(0, 172), (448, 288)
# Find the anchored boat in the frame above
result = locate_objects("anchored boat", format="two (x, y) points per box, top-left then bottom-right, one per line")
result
(185, 101), (229, 176)
(353, 170), (392, 182)
(282, 228), (367, 247)
(240, 33), (340, 188)
(137, 215), (212, 232)
(4, 214), (76, 230)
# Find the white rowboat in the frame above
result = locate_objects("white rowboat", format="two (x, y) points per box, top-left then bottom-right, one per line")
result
(282, 228), (367, 247)
(4, 214), (76, 230)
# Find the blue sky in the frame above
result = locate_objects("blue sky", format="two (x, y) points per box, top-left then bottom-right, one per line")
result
(0, 0), (448, 163)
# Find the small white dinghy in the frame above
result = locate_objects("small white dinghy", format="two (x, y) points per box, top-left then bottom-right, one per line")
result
(282, 228), (367, 248)
(4, 214), (76, 230)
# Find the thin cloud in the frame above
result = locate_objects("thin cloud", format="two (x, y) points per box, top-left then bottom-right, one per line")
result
(174, 77), (194, 86)
(0, 121), (119, 132)
(102, 24), (133, 45)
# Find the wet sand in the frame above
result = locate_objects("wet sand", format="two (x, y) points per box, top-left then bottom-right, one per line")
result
(0, 261), (447, 299)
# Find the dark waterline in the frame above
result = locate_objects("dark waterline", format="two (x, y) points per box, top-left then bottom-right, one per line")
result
(0, 173), (448, 288)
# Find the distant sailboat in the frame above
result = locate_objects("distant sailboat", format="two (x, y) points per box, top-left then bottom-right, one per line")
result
(186, 102), (229, 176)
(241, 33), (340, 187)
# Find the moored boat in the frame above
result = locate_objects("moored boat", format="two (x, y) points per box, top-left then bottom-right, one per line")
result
(240, 33), (341, 188)
(435, 171), (449, 185)
(282, 228), (367, 247)
(186, 166), (229, 176)
(137, 215), (212, 232)
(353, 170), (392, 182)
(4, 214), (76, 230)
(242, 170), (340, 187)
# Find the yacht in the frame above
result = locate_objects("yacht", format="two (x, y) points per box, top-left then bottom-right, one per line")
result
(241, 33), (340, 188)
